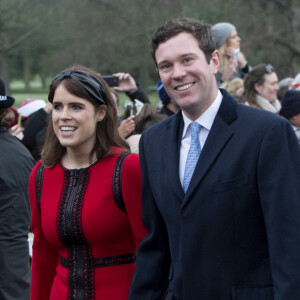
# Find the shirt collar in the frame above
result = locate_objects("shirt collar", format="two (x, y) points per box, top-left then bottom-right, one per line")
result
(182, 90), (223, 138)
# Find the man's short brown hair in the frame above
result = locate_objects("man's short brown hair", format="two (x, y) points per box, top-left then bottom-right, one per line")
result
(150, 17), (216, 65)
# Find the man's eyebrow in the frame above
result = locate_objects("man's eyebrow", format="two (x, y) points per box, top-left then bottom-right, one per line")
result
(157, 60), (170, 67)
(157, 53), (198, 65)
(181, 53), (197, 57)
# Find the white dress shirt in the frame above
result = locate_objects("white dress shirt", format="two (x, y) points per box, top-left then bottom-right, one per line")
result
(179, 90), (223, 185)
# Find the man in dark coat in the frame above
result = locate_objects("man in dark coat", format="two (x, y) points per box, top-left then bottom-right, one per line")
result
(129, 18), (300, 300)
(0, 78), (35, 299)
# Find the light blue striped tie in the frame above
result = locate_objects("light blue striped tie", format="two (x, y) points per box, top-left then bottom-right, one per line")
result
(183, 122), (201, 193)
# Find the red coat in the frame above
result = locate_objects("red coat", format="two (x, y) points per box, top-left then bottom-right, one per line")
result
(29, 148), (147, 299)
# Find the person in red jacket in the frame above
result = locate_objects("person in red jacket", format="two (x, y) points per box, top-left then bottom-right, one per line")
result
(29, 65), (147, 300)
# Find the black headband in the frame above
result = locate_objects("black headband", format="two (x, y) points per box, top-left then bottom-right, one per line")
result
(50, 69), (107, 104)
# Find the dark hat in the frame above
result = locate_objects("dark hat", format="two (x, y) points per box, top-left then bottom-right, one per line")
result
(280, 90), (300, 119)
(156, 80), (170, 106)
(0, 78), (15, 108)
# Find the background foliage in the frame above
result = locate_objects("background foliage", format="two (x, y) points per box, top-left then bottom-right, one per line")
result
(1, 0), (300, 97)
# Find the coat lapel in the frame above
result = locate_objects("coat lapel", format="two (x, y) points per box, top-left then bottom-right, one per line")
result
(165, 112), (185, 200)
(181, 91), (238, 208)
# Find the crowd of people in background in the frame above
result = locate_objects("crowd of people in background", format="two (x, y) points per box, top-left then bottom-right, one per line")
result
(0, 16), (300, 299)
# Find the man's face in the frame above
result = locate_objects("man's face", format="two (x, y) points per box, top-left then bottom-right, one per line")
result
(155, 32), (220, 120)
(256, 73), (279, 102)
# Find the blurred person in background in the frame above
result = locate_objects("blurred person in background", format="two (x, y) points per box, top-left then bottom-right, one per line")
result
(112, 72), (150, 105)
(291, 72), (300, 91)
(21, 101), (53, 161)
(9, 98), (46, 136)
(126, 103), (167, 153)
(211, 22), (250, 86)
(110, 72), (150, 138)
(110, 89), (136, 138)
(243, 63), (281, 113)
(280, 89), (300, 147)
(9, 98), (52, 161)
(29, 66), (146, 299)
(0, 78), (35, 300)
(222, 77), (244, 96)
(277, 77), (294, 102)
(156, 79), (180, 117)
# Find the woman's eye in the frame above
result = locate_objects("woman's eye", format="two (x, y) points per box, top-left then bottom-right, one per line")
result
(53, 104), (62, 110)
(72, 104), (82, 110)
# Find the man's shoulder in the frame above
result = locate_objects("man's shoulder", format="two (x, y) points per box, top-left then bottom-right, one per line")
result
(237, 103), (288, 125)
(143, 113), (179, 137)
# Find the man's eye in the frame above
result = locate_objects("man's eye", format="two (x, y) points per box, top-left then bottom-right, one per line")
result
(159, 64), (171, 71)
(183, 57), (192, 63)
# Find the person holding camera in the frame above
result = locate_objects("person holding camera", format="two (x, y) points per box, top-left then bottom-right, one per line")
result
(108, 72), (151, 138)
(211, 22), (250, 86)
(113, 72), (150, 104)
(29, 65), (147, 299)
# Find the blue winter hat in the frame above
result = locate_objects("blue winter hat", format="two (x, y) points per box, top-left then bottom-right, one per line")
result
(156, 80), (170, 106)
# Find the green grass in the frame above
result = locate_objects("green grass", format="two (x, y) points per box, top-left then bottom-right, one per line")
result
(10, 77), (48, 108)
(11, 92), (49, 108)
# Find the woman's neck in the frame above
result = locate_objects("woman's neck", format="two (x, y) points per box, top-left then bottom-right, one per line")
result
(61, 149), (97, 169)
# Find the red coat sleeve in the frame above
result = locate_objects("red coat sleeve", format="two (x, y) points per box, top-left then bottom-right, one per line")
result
(29, 162), (60, 300)
(121, 153), (147, 250)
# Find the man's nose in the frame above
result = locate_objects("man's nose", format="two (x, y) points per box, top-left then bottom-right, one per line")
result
(172, 64), (186, 80)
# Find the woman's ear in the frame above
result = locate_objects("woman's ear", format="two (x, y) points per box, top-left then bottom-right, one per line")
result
(96, 105), (107, 122)
(254, 82), (261, 94)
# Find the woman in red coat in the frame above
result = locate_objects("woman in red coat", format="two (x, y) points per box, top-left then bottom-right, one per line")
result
(29, 65), (147, 299)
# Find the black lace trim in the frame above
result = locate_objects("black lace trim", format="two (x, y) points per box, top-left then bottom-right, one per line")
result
(35, 163), (45, 208)
(112, 151), (130, 213)
(61, 253), (136, 269)
(56, 168), (94, 300)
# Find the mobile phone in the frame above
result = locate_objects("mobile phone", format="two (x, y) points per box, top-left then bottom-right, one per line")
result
(233, 49), (240, 61)
(18, 113), (22, 127)
(123, 105), (132, 119)
(123, 101), (136, 119)
(102, 75), (119, 87)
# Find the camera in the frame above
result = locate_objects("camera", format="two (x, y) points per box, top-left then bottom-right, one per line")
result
(102, 75), (119, 87)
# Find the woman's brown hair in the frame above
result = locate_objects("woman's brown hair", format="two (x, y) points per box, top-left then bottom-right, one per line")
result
(0, 108), (15, 127)
(243, 64), (275, 105)
(41, 65), (129, 168)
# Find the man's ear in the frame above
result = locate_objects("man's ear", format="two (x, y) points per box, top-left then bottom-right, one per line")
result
(211, 50), (220, 75)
